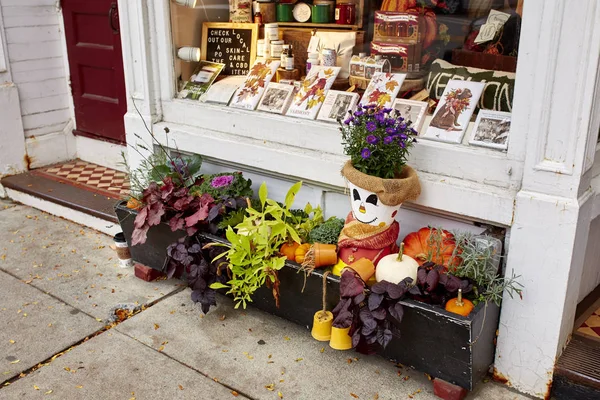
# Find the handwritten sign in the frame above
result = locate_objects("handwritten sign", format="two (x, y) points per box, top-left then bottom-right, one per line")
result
(201, 23), (258, 76)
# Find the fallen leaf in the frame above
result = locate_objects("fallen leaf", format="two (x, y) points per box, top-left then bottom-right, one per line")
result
(158, 346), (165, 352)
(231, 391), (239, 397)
(265, 384), (275, 391)
(45, 390), (53, 394)
(64, 367), (71, 372)
(178, 385), (184, 390)
(170, 310), (176, 314)
(34, 385), (40, 390)
(283, 336), (290, 341)
(154, 323), (160, 330)
(350, 393), (359, 399)
(425, 373), (432, 380)
(294, 358), (303, 362)
(373, 394), (379, 400)
(75, 385), (83, 389)
(347, 358), (353, 364)
(10, 360), (20, 364)
(278, 391), (283, 399)
(320, 347), (324, 353)
(219, 315), (226, 321)
(9, 340), (15, 344)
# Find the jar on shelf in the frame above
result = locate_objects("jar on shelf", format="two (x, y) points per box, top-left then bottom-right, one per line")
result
(307, 52), (319, 74)
(321, 48), (337, 67)
(271, 40), (284, 59)
(335, 2), (355, 25)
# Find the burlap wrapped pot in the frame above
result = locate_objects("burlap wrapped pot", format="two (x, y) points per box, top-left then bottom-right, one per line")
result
(341, 161), (421, 207)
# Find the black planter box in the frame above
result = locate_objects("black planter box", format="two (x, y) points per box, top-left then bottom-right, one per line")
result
(115, 201), (500, 390)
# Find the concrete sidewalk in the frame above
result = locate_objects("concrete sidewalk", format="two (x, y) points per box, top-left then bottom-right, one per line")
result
(0, 199), (530, 399)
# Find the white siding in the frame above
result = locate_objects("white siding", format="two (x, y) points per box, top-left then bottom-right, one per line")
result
(0, 1), (71, 138)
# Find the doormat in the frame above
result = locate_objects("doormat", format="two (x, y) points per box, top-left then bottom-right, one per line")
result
(31, 160), (130, 200)
(578, 307), (600, 340)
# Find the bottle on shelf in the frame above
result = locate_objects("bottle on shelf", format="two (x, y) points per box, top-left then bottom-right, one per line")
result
(285, 45), (295, 71)
(253, 2), (263, 26)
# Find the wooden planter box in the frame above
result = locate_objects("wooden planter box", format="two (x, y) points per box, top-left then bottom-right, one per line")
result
(114, 201), (500, 390)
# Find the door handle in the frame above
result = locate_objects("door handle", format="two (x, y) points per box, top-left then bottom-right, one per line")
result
(109, 3), (119, 34)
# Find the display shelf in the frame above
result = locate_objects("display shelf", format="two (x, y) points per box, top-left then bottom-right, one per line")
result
(275, 22), (361, 30)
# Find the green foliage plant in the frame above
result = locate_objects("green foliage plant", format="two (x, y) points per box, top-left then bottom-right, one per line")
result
(308, 217), (345, 244)
(210, 182), (304, 309)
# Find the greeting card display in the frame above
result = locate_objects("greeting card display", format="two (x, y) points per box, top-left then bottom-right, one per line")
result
(286, 66), (341, 120)
(391, 98), (428, 134)
(178, 61), (225, 101)
(469, 110), (511, 150)
(230, 59), (280, 110)
(257, 82), (295, 114)
(423, 80), (485, 144)
(359, 72), (406, 109)
(317, 91), (359, 123)
(203, 75), (247, 104)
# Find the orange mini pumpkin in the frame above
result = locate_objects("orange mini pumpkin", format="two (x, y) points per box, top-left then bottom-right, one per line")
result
(294, 243), (311, 264)
(445, 289), (474, 317)
(126, 197), (142, 210)
(280, 242), (300, 261)
(402, 227), (458, 268)
(380, 0), (416, 12)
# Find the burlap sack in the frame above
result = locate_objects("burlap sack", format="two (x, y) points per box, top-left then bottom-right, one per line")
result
(341, 161), (421, 206)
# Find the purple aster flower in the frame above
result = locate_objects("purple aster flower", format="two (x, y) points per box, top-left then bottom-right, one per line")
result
(361, 148), (371, 159)
(366, 135), (378, 144)
(399, 141), (406, 148)
(384, 135), (394, 144)
(366, 121), (377, 132)
(211, 175), (234, 188)
(399, 123), (407, 130)
(344, 117), (355, 125)
(354, 109), (364, 117)
(399, 133), (408, 140)
(375, 113), (385, 124)
(385, 127), (396, 135)
(382, 107), (393, 114)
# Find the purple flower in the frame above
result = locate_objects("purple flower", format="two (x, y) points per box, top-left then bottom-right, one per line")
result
(375, 113), (385, 124)
(344, 117), (355, 125)
(399, 133), (408, 140)
(399, 123), (407, 130)
(211, 175), (234, 188)
(366, 135), (378, 144)
(384, 136), (394, 144)
(361, 148), (371, 159)
(383, 108), (393, 114)
(385, 127), (396, 135)
(354, 109), (364, 117)
(399, 141), (406, 148)
(366, 121), (377, 132)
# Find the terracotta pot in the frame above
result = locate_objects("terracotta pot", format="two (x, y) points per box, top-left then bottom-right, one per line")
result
(311, 311), (333, 341)
(313, 243), (338, 267)
(346, 258), (375, 283)
(329, 326), (353, 350)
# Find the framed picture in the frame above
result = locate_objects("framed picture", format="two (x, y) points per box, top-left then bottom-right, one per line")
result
(469, 110), (512, 150)
(359, 72), (406, 109)
(257, 82), (295, 114)
(230, 59), (280, 110)
(423, 80), (485, 144)
(317, 91), (359, 123)
(391, 98), (428, 134)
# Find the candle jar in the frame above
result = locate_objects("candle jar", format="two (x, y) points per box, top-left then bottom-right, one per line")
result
(335, 2), (355, 25)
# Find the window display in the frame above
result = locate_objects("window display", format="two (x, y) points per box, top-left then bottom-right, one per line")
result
(171, 0), (524, 151)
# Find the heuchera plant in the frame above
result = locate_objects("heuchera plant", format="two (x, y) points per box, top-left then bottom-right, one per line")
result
(332, 270), (412, 354)
(340, 104), (418, 179)
(132, 179), (214, 245)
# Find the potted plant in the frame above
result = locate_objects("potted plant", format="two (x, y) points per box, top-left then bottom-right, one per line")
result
(335, 104), (421, 274)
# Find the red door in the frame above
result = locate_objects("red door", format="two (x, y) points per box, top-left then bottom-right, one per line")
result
(61, 0), (127, 144)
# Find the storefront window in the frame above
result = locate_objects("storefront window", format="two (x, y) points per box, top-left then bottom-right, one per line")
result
(170, 0), (523, 151)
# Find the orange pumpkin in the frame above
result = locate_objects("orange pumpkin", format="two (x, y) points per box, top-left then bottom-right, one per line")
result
(380, 0), (416, 12)
(281, 242), (300, 261)
(294, 243), (311, 264)
(402, 227), (457, 268)
(445, 289), (474, 317)
(126, 197), (142, 210)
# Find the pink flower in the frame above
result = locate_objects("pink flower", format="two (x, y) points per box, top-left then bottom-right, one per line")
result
(211, 175), (234, 188)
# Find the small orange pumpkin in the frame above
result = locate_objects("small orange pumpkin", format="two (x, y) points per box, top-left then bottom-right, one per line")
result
(294, 243), (311, 264)
(403, 227), (458, 268)
(126, 197), (142, 210)
(445, 289), (474, 317)
(380, 0), (416, 12)
(280, 242), (300, 261)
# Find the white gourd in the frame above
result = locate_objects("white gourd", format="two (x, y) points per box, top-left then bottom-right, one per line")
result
(375, 243), (419, 284)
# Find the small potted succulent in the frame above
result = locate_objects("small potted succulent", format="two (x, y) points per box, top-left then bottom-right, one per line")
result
(334, 104), (421, 276)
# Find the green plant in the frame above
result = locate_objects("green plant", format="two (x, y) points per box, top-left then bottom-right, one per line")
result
(340, 104), (418, 179)
(449, 232), (523, 306)
(308, 217), (344, 244)
(210, 182), (304, 309)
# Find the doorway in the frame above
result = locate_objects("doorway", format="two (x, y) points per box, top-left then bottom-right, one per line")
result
(61, 0), (127, 144)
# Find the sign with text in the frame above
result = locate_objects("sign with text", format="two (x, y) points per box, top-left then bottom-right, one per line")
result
(201, 23), (258, 76)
